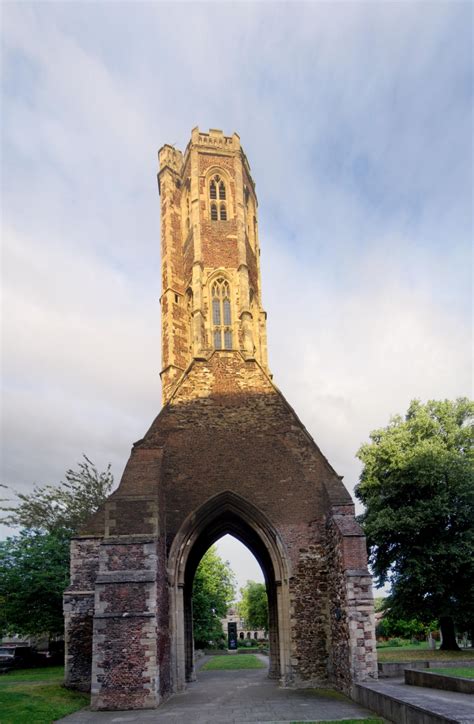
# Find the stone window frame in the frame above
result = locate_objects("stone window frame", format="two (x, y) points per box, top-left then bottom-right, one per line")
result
(204, 167), (234, 222)
(207, 269), (236, 351)
(211, 277), (232, 350)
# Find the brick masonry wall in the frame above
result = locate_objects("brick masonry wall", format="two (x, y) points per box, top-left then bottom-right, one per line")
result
(64, 538), (101, 691)
(90, 538), (162, 710)
(69, 355), (375, 706)
(326, 515), (378, 692)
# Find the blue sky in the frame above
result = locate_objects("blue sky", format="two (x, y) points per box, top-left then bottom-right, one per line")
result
(1, 1), (472, 593)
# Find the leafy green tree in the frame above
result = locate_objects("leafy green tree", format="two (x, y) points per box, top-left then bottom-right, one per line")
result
(373, 597), (387, 613)
(376, 614), (437, 641)
(356, 398), (474, 650)
(192, 546), (236, 648)
(1, 455), (114, 534)
(0, 529), (70, 638)
(237, 580), (268, 632)
(0, 457), (113, 639)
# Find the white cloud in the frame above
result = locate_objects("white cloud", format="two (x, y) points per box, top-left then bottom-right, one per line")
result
(1, 2), (471, 582)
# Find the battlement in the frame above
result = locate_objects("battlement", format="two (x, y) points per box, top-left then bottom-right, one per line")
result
(158, 144), (183, 173)
(190, 126), (240, 151)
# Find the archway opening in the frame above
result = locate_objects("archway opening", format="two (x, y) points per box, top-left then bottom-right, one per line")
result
(183, 516), (279, 683)
(168, 491), (291, 692)
(192, 534), (269, 655)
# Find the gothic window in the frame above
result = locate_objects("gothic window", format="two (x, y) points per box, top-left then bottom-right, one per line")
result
(211, 278), (232, 350)
(209, 174), (228, 221)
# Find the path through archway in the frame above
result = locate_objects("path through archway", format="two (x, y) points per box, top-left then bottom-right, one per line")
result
(167, 491), (292, 692)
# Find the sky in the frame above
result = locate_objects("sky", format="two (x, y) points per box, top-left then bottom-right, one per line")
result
(1, 1), (472, 596)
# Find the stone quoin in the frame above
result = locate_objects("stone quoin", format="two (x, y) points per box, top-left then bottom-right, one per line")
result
(63, 127), (378, 710)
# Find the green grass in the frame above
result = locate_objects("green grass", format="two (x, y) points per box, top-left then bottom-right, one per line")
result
(202, 653), (266, 670)
(376, 640), (430, 650)
(377, 647), (474, 662)
(0, 666), (89, 723)
(430, 667), (474, 679)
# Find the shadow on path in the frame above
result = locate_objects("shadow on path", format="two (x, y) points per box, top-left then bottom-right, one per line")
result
(60, 656), (378, 723)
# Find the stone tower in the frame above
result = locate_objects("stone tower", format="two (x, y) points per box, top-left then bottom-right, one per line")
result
(158, 127), (268, 403)
(64, 128), (377, 711)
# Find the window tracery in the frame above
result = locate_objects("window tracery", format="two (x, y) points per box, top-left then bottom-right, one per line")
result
(211, 278), (232, 350)
(209, 174), (228, 221)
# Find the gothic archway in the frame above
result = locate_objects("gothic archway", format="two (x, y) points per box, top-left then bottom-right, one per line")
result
(167, 491), (292, 692)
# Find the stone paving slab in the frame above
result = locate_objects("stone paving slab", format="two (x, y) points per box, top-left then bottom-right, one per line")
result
(354, 676), (474, 723)
(59, 659), (379, 723)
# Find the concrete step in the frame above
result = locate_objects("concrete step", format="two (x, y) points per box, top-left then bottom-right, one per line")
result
(353, 677), (474, 723)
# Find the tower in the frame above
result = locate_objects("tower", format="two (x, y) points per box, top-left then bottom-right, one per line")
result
(64, 128), (377, 711)
(158, 128), (268, 403)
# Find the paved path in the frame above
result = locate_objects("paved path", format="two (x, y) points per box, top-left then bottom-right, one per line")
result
(60, 657), (379, 723)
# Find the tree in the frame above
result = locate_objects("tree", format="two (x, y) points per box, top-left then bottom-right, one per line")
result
(0, 457), (113, 639)
(237, 580), (268, 632)
(356, 398), (474, 650)
(192, 546), (236, 648)
(0, 529), (70, 638)
(1, 455), (114, 534)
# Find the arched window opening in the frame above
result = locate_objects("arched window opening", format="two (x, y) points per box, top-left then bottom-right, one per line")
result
(239, 632), (244, 640)
(246, 632), (251, 639)
(209, 175), (228, 221)
(254, 632), (258, 639)
(211, 278), (232, 350)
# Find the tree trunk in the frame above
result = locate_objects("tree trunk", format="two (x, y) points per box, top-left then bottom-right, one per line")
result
(439, 616), (460, 650)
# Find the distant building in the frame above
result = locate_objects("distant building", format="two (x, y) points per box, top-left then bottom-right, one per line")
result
(221, 607), (266, 642)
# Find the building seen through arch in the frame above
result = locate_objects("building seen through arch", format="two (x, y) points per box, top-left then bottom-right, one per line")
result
(64, 127), (377, 711)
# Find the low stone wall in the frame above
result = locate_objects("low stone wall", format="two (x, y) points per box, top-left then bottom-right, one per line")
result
(378, 658), (474, 678)
(405, 668), (474, 694)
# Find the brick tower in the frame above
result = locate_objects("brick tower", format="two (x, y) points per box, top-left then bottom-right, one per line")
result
(158, 128), (268, 403)
(64, 128), (377, 711)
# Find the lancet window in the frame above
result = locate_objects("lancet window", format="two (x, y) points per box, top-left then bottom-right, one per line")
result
(209, 174), (227, 221)
(211, 278), (232, 350)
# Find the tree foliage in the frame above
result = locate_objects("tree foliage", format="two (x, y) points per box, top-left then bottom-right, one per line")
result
(192, 546), (236, 648)
(376, 614), (437, 641)
(0, 457), (113, 639)
(356, 398), (474, 649)
(1, 455), (114, 534)
(0, 529), (70, 637)
(237, 580), (268, 632)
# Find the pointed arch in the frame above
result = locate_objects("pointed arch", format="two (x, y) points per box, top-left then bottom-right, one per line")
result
(168, 490), (292, 691)
(204, 166), (234, 221)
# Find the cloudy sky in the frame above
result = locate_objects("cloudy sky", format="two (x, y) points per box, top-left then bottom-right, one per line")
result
(1, 1), (472, 593)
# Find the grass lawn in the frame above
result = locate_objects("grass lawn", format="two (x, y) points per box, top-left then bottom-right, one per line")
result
(376, 641), (430, 650)
(429, 667), (474, 678)
(0, 666), (89, 723)
(377, 648), (474, 663)
(202, 654), (266, 670)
